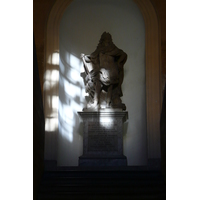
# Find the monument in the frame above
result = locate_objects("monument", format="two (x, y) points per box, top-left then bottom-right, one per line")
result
(78, 32), (128, 166)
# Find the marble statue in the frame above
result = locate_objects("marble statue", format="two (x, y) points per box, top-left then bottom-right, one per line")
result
(81, 32), (127, 111)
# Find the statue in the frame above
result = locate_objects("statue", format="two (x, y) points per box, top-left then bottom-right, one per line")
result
(81, 32), (127, 111)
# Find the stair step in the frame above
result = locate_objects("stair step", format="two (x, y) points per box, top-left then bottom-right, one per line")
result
(38, 170), (166, 200)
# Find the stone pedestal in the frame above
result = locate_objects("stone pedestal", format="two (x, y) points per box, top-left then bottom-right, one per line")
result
(78, 111), (128, 166)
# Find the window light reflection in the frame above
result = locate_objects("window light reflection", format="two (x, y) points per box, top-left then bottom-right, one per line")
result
(48, 52), (59, 65)
(45, 118), (58, 132)
(58, 53), (85, 143)
(52, 96), (59, 109)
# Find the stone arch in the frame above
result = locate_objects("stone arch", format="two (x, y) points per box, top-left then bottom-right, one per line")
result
(44, 0), (161, 163)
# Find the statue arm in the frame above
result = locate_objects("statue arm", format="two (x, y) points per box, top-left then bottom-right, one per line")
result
(107, 48), (127, 67)
(108, 48), (127, 97)
(117, 51), (127, 66)
(81, 54), (92, 74)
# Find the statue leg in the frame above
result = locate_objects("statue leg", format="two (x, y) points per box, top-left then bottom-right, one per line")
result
(93, 80), (101, 106)
(106, 85), (113, 108)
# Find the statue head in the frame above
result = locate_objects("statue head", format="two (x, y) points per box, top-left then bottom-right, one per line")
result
(101, 32), (112, 41)
(99, 32), (113, 47)
(91, 32), (115, 57)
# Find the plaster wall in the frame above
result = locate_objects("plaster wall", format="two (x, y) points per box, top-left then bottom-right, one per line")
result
(58, 0), (147, 166)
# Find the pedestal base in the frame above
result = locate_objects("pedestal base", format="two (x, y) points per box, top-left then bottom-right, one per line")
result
(79, 155), (127, 167)
(78, 111), (128, 167)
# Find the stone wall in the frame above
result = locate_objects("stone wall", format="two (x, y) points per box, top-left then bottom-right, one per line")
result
(33, 35), (45, 200)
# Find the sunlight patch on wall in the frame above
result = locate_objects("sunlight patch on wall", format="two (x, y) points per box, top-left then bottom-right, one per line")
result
(51, 70), (59, 81)
(64, 52), (84, 84)
(64, 79), (81, 98)
(45, 118), (58, 132)
(60, 103), (74, 120)
(48, 52), (59, 65)
(69, 54), (81, 69)
(44, 70), (51, 80)
(58, 53), (85, 144)
(44, 69), (59, 82)
(59, 119), (73, 143)
(70, 69), (80, 81)
(44, 80), (50, 90)
(52, 96), (59, 109)
(44, 52), (60, 134)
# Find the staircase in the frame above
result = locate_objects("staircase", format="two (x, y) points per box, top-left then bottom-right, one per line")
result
(37, 167), (166, 200)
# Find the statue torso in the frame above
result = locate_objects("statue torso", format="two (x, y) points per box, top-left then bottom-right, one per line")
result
(99, 52), (119, 85)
